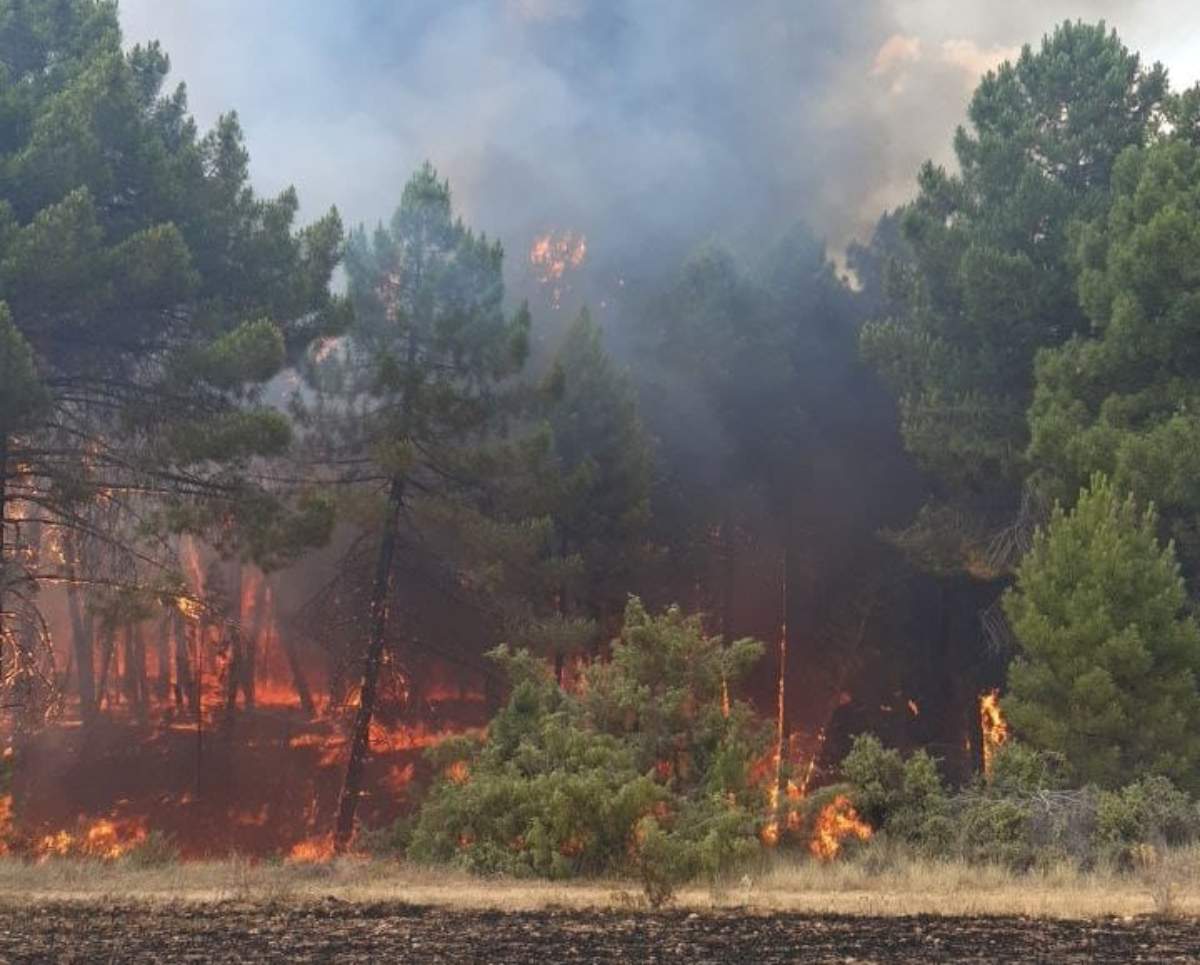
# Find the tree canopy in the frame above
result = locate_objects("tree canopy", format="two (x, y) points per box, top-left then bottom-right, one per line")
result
(862, 22), (1167, 572)
(1003, 475), (1200, 789)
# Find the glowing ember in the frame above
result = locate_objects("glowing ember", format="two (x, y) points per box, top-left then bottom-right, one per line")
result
(0, 795), (11, 856)
(980, 690), (1008, 778)
(34, 816), (148, 861)
(809, 794), (872, 861)
(288, 835), (335, 863)
(529, 230), (586, 282)
(529, 229), (587, 307)
(176, 596), (203, 621)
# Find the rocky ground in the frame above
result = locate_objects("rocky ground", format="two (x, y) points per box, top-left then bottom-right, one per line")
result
(0, 899), (1197, 963)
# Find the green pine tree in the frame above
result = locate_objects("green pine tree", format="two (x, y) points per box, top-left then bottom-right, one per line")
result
(540, 308), (652, 668)
(0, 1), (343, 709)
(1028, 134), (1200, 576)
(861, 21), (1167, 574)
(305, 163), (530, 849)
(1002, 474), (1200, 789)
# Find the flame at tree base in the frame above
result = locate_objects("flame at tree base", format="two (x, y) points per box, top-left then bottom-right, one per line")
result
(808, 795), (872, 861)
(980, 690), (1008, 779)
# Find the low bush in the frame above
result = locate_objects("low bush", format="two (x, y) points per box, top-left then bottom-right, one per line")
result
(840, 734), (948, 849)
(408, 598), (768, 903)
(838, 736), (1200, 871)
(1096, 776), (1200, 865)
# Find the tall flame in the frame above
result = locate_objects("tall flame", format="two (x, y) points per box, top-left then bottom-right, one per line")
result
(980, 690), (1008, 778)
(809, 794), (872, 861)
(760, 619), (787, 846)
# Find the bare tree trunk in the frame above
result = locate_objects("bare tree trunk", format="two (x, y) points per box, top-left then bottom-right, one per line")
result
(155, 614), (172, 701)
(281, 630), (316, 717)
(0, 431), (8, 684)
(334, 476), (405, 851)
(123, 624), (147, 719)
(96, 624), (116, 711)
(241, 570), (266, 709)
(66, 571), (96, 723)
(173, 610), (193, 711)
(224, 625), (242, 717)
(555, 531), (569, 686)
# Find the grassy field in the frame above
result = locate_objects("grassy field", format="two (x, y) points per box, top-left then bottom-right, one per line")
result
(2, 848), (1198, 919)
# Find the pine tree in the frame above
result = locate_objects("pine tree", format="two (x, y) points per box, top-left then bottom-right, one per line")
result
(1028, 135), (1200, 576)
(1002, 475), (1200, 789)
(861, 21), (1167, 572)
(0, 1), (344, 711)
(540, 308), (652, 671)
(308, 164), (530, 849)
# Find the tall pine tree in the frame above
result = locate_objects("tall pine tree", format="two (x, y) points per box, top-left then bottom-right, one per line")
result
(305, 164), (530, 849)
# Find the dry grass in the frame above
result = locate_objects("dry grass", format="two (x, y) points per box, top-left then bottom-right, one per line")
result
(0, 848), (1197, 919)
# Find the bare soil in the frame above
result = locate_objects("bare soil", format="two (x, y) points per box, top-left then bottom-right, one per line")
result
(0, 900), (1196, 963)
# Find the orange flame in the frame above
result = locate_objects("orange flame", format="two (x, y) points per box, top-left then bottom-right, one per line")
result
(809, 795), (872, 861)
(34, 816), (148, 861)
(760, 619), (788, 846)
(529, 230), (586, 282)
(288, 835), (335, 863)
(529, 229), (587, 308)
(980, 690), (1008, 778)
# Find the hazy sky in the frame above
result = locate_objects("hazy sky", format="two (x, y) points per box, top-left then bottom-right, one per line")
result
(117, 1), (1200, 267)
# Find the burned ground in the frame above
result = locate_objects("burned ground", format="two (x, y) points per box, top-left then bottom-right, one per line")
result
(1, 901), (1196, 964)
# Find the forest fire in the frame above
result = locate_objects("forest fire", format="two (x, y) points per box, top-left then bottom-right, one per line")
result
(288, 835), (336, 863)
(808, 795), (872, 861)
(529, 230), (587, 282)
(529, 229), (587, 307)
(34, 816), (147, 861)
(980, 690), (1008, 778)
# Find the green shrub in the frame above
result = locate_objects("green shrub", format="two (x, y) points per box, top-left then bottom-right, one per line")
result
(839, 734), (947, 847)
(840, 734), (903, 828)
(409, 599), (768, 900)
(987, 741), (1065, 795)
(956, 795), (1035, 870)
(1096, 776), (1200, 865)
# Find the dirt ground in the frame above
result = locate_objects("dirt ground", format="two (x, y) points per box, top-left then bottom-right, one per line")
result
(0, 900), (1196, 964)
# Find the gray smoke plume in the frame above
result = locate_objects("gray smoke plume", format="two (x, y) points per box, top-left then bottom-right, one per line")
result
(118, 1), (1199, 272)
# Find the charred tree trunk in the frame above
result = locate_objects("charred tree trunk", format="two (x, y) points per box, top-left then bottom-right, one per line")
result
(334, 475), (405, 852)
(66, 561), (96, 723)
(96, 624), (116, 711)
(241, 571), (267, 709)
(123, 624), (147, 719)
(173, 610), (193, 711)
(555, 531), (569, 686)
(224, 625), (243, 717)
(0, 431), (8, 684)
(720, 512), (736, 640)
(281, 629), (316, 717)
(155, 614), (172, 702)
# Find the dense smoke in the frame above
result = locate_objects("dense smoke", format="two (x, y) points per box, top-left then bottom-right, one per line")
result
(118, 0), (1199, 267)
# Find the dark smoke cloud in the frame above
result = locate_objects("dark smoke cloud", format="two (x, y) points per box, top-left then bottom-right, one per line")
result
(118, 1), (1198, 268)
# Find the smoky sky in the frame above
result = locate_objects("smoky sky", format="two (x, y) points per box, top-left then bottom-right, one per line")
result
(117, 0), (1200, 271)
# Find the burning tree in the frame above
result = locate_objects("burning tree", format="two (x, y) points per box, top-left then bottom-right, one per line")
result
(300, 164), (532, 849)
(408, 598), (766, 887)
(0, 1), (343, 726)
